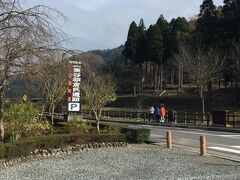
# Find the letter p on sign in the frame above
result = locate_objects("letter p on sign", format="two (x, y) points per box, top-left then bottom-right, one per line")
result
(68, 103), (80, 112)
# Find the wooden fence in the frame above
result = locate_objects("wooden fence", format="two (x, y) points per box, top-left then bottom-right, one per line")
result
(80, 109), (240, 127)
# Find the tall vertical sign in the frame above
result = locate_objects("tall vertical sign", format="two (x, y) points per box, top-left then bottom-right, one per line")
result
(67, 60), (82, 112)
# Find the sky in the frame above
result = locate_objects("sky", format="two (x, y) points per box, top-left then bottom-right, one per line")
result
(27, 0), (223, 51)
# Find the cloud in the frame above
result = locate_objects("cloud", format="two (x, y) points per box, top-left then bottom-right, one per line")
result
(26, 0), (224, 51)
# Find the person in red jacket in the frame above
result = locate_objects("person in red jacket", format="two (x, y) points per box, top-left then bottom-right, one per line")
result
(160, 104), (166, 123)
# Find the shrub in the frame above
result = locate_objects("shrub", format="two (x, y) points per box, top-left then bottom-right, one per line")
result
(120, 127), (150, 143)
(0, 133), (126, 159)
(101, 124), (121, 134)
(4, 102), (39, 141)
(23, 121), (51, 137)
(65, 119), (95, 134)
(87, 121), (150, 143)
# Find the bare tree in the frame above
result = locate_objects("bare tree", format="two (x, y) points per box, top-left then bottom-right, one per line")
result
(35, 52), (71, 130)
(81, 75), (117, 131)
(231, 41), (240, 82)
(230, 41), (240, 102)
(0, 0), (65, 140)
(176, 41), (224, 116)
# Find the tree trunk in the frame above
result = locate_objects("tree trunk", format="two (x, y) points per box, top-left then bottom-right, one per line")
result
(93, 109), (102, 132)
(144, 62), (148, 90)
(156, 65), (160, 90)
(51, 105), (55, 126)
(165, 68), (167, 88)
(160, 64), (163, 91)
(171, 68), (174, 87)
(140, 64), (143, 92)
(50, 105), (55, 134)
(181, 65), (184, 88)
(207, 80), (213, 112)
(199, 86), (205, 120)
(0, 64), (10, 141)
(133, 67), (136, 96)
(154, 64), (157, 92)
(218, 77), (221, 89)
(138, 64), (141, 94)
(0, 86), (5, 141)
(151, 63), (154, 91)
(178, 63), (181, 91)
(133, 82), (136, 96)
(40, 105), (45, 121)
(94, 110), (100, 132)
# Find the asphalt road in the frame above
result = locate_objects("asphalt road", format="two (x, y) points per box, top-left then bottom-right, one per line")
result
(86, 117), (240, 161)
(128, 124), (240, 161)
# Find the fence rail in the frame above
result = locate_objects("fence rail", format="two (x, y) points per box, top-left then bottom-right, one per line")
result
(40, 109), (240, 128)
(80, 109), (240, 128)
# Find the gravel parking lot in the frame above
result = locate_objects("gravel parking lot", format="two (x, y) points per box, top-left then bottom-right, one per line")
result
(0, 144), (240, 180)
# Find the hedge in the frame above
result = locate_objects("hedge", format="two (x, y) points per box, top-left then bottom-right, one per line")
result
(120, 127), (150, 143)
(0, 133), (126, 159)
(0, 123), (151, 159)
(89, 122), (150, 143)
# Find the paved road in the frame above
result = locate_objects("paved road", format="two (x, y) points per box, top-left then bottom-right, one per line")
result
(128, 124), (240, 161)
(86, 118), (240, 160)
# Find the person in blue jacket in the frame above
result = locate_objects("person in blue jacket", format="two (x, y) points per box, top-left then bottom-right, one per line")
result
(154, 106), (160, 122)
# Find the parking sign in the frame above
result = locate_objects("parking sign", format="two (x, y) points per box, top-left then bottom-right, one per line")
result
(68, 103), (80, 112)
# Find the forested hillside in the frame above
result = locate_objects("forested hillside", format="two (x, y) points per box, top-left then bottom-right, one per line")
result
(119, 0), (240, 114)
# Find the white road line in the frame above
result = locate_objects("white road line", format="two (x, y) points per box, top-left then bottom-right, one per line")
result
(231, 146), (240, 149)
(219, 135), (240, 137)
(153, 129), (232, 137)
(142, 125), (240, 139)
(208, 146), (240, 154)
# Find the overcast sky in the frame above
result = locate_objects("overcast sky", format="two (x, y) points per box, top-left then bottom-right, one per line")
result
(28, 0), (223, 51)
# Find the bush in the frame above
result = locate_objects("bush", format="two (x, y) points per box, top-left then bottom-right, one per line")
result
(0, 133), (126, 159)
(101, 124), (121, 134)
(23, 121), (51, 137)
(65, 119), (96, 134)
(120, 127), (150, 143)
(4, 102), (40, 140)
(87, 122), (150, 143)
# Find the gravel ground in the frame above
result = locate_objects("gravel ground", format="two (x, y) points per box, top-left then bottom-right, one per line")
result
(0, 144), (240, 180)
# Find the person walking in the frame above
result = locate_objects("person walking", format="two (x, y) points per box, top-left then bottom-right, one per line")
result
(160, 104), (166, 123)
(155, 106), (160, 122)
(149, 106), (155, 122)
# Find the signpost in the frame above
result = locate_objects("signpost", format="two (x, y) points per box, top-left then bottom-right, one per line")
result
(67, 60), (82, 114)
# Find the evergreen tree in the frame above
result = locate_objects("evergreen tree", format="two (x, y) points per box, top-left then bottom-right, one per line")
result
(136, 18), (147, 65)
(196, 0), (218, 45)
(169, 17), (191, 56)
(156, 15), (170, 63)
(223, 0), (240, 41)
(122, 21), (138, 64)
(146, 25), (163, 65)
(199, 0), (216, 16)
